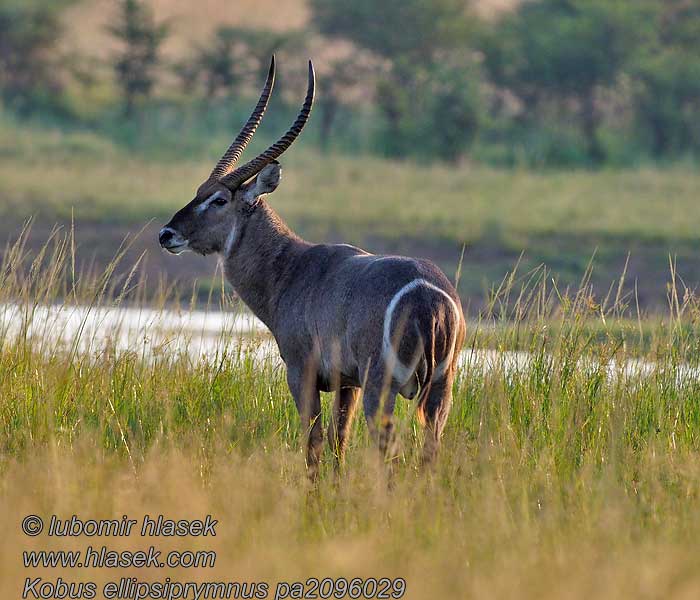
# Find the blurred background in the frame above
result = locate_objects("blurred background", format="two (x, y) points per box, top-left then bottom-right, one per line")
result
(0, 0), (698, 314)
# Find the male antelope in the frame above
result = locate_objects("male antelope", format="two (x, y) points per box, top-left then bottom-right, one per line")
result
(159, 58), (466, 477)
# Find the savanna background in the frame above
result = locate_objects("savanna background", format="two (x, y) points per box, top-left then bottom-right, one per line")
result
(2, 0), (700, 598)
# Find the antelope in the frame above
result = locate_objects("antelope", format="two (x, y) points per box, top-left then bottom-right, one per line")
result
(159, 57), (466, 478)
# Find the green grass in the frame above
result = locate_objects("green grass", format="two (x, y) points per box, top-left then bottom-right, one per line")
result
(3, 233), (700, 597)
(2, 115), (700, 242)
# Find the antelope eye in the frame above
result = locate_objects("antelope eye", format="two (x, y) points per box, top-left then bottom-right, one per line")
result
(212, 196), (228, 207)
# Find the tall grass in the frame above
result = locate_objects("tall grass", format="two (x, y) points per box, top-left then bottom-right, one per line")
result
(2, 228), (700, 598)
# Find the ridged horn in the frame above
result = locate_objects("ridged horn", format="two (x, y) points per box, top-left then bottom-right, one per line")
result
(221, 60), (315, 190)
(203, 56), (276, 188)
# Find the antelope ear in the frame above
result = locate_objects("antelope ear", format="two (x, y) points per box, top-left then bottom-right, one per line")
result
(241, 161), (281, 205)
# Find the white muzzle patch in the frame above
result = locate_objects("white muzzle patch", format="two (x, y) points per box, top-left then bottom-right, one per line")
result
(159, 227), (189, 255)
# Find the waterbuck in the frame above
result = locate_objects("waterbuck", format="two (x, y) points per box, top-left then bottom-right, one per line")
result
(159, 58), (466, 478)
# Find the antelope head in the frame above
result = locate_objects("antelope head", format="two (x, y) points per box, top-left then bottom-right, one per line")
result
(159, 57), (315, 256)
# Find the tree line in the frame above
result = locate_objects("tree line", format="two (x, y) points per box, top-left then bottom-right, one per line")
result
(1, 0), (698, 166)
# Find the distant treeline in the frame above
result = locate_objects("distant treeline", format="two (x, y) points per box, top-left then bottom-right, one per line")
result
(1, 0), (698, 167)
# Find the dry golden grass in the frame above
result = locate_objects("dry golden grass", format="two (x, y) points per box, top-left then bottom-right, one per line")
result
(4, 445), (700, 600)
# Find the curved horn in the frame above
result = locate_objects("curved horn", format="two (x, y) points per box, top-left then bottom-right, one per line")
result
(206, 56), (276, 184)
(221, 60), (315, 190)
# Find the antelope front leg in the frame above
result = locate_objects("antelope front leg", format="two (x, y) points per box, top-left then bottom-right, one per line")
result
(328, 387), (360, 469)
(287, 367), (323, 482)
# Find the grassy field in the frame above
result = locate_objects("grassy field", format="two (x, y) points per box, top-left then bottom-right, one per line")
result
(1, 116), (699, 312)
(3, 233), (700, 598)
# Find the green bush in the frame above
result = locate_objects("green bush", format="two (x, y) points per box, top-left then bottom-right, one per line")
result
(633, 1), (700, 157)
(480, 0), (656, 165)
(312, 0), (482, 161)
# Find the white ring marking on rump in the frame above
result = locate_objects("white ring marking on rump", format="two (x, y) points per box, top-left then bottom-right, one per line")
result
(382, 278), (459, 384)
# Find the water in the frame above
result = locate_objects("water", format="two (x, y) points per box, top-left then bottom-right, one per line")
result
(0, 302), (695, 384)
(0, 302), (272, 364)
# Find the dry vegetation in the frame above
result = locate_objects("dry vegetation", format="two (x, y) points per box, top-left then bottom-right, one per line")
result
(4, 445), (700, 600)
